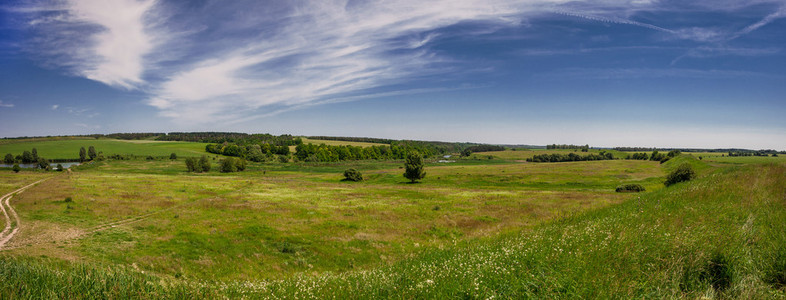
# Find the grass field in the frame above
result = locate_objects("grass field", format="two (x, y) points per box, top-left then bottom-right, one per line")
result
(0, 138), (784, 298)
(299, 138), (387, 148)
(0, 138), (210, 160)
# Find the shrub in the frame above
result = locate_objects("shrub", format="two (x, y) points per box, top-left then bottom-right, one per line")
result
(665, 163), (696, 186)
(221, 157), (237, 173)
(169, 153), (177, 160)
(56, 164), (64, 171)
(199, 155), (211, 172)
(64, 197), (72, 203)
(12, 164), (21, 173)
(615, 184), (646, 193)
(343, 168), (363, 182)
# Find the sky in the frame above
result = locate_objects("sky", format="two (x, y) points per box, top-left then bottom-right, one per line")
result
(0, 0), (784, 149)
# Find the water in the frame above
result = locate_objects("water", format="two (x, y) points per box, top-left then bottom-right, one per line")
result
(0, 162), (81, 169)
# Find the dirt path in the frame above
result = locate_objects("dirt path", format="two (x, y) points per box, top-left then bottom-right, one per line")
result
(0, 179), (48, 250)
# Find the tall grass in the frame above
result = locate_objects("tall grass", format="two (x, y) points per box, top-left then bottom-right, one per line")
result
(2, 163), (784, 298)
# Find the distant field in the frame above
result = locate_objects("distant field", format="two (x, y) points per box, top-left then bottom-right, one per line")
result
(0, 138), (209, 160)
(300, 138), (387, 147)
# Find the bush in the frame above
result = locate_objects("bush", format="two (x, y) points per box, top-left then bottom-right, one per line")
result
(12, 164), (21, 173)
(221, 157), (237, 173)
(665, 163), (696, 186)
(170, 153), (177, 160)
(343, 168), (363, 182)
(56, 164), (64, 171)
(615, 184), (646, 193)
(199, 155), (211, 172)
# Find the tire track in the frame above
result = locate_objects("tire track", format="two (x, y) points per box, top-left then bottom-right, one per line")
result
(0, 179), (48, 249)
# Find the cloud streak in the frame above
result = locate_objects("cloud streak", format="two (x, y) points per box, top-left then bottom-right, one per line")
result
(0, 100), (14, 108)
(12, 0), (786, 125)
(23, 0), (160, 89)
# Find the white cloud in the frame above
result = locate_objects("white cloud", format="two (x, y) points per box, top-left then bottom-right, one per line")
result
(0, 101), (14, 108)
(51, 104), (59, 110)
(23, 0), (160, 89)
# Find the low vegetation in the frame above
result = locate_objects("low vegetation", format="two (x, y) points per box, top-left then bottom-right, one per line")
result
(342, 168), (363, 181)
(665, 163), (696, 186)
(615, 183), (646, 192)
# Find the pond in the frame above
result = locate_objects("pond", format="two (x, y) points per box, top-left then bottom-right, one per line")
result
(0, 162), (81, 169)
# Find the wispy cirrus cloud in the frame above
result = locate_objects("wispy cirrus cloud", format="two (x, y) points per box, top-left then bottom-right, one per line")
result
(22, 0), (160, 89)
(11, 0), (786, 125)
(0, 100), (14, 108)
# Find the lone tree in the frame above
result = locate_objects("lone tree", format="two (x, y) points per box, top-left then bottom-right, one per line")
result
(665, 163), (696, 186)
(170, 153), (177, 160)
(4, 153), (14, 164)
(12, 164), (21, 173)
(32, 148), (38, 161)
(403, 152), (426, 183)
(79, 147), (87, 162)
(88, 146), (97, 160)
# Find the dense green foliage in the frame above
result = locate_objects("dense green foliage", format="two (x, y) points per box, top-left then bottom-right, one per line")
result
(206, 143), (290, 162)
(219, 157), (246, 173)
(342, 168), (363, 181)
(184, 155), (212, 173)
(664, 163), (696, 186)
(527, 151), (613, 162)
(615, 183), (646, 192)
(79, 147), (86, 162)
(87, 146), (97, 160)
(12, 164), (20, 173)
(158, 132), (301, 146)
(3, 153), (13, 164)
(547, 144), (589, 151)
(403, 153), (426, 183)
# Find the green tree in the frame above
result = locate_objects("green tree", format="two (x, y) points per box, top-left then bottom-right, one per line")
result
(22, 150), (33, 163)
(461, 148), (472, 157)
(221, 157), (237, 173)
(79, 147), (87, 162)
(32, 148), (38, 161)
(665, 163), (696, 186)
(88, 146), (97, 160)
(199, 155), (211, 172)
(37, 157), (50, 170)
(56, 164), (64, 172)
(236, 158), (246, 171)
(343, 168), (363, 181)
(12, 164), (21, 173)
(185, 157), (198, 172)
(3, 153), (13, 164)
(170, 153), (177, 160)
(403, 152), (426, 183)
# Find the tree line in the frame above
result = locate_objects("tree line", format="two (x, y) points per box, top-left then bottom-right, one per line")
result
(205, 143), (291, 162)
(527, 151), (613, 162)
(157, 132), (302, 146)
(547, 144), (589, 151)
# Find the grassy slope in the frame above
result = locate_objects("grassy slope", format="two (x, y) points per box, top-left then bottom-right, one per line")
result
(4, 158), (658, 281)
(0, 138), (209, 160)
(1, 160), (784, 298)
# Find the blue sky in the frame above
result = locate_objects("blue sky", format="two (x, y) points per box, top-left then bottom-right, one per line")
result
(1, 0), (784, 149)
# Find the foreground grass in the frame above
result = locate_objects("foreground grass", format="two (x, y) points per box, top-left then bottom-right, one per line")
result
(2, 162), (784, 298)
(5, 158), (653, 281)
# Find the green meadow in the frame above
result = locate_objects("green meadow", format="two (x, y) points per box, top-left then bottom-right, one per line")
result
(0, 138), (209, 160)
(0, 138), (784, 298)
